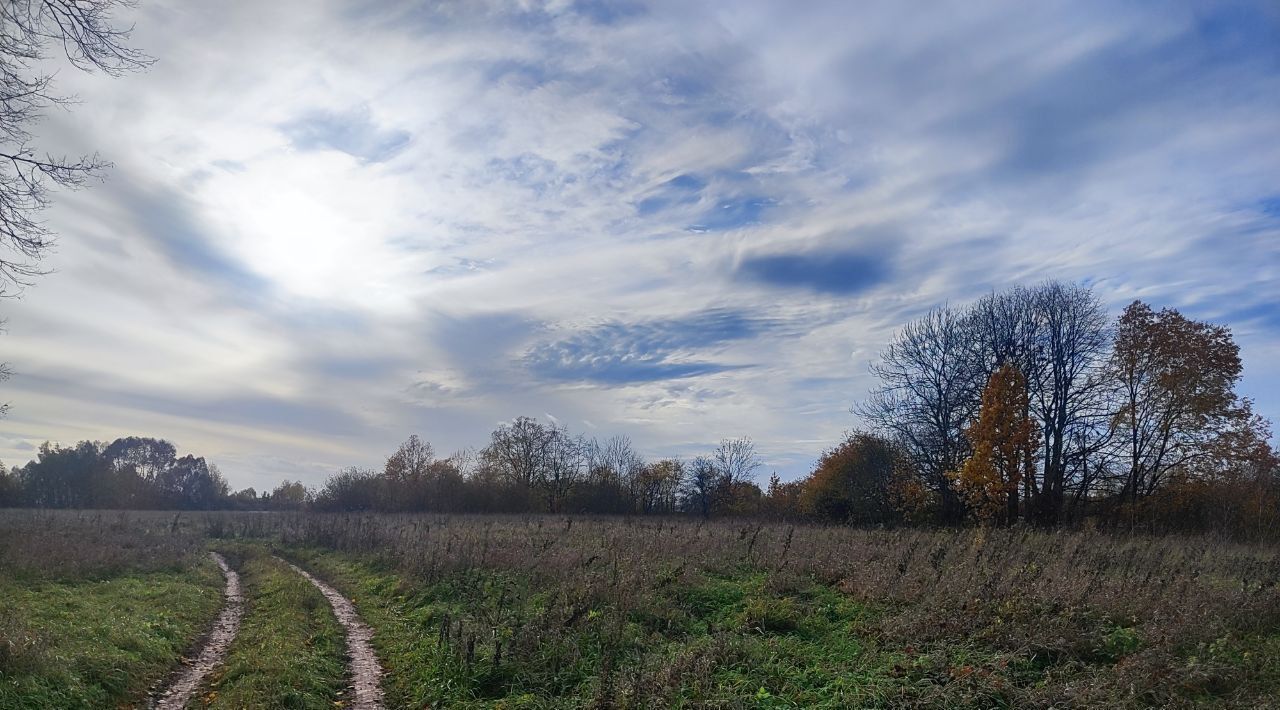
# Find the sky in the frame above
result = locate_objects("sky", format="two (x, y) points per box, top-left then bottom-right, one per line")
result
(0, 0), (1278, 491)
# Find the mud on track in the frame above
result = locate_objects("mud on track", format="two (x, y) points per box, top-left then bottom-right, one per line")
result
(150, 552), (243, 709)
(280, 557), (386, 710)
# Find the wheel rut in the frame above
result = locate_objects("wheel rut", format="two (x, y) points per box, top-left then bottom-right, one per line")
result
(278, 556), (386, 709)
(150, 552), (243, 709)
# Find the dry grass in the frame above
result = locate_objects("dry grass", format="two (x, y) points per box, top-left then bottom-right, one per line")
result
(4, 510), (1279, 706)
(229, 513), (1280, 706)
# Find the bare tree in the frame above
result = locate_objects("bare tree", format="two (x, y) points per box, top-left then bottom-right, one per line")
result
(0, 0), (150, 292)
(596, 435), (643, 487)
(542, 427), (586, 512)
(857, 306), (981, 522)
(681, 455), (718, 518)
(482, 416), (554, 489)
(1026, 281), (1112, 523)
(714, 437), (762, 486)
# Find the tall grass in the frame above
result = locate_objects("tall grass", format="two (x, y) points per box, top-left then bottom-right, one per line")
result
(234, 513), (1280, 706)
(5, 510), (1279, 706)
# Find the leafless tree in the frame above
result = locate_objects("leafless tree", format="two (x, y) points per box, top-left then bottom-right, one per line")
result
(859, 282), (1114, 524)
(0, 0), (150, 293)
(482, 416), (555, 489)
(1026, 281), (1112, 523)
(542, 427), (587, 512)
(857, 305), (982, 521)
(714, 437), (762, 485)
(681, 455), (718, 518)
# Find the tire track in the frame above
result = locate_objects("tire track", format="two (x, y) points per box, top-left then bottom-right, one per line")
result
(279, 557), (386, 709)
(151, 552), (243, 709)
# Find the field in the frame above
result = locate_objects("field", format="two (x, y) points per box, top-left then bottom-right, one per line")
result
(1, 511), (1279, 708)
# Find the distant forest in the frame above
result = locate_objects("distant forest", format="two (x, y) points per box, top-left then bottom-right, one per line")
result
(4, 281), (1276, 538)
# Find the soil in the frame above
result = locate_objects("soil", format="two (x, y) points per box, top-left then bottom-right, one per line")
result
(149, 552), (243, 709)
(280, 557), (386, 709)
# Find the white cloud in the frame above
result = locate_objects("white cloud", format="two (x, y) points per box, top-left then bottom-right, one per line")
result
(1, 0), (1277, 484)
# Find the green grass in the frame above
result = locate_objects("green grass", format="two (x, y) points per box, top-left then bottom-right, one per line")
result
(5, 513), (1280, 708)
(279, 549), (974, 707)
(198, 544), (346, 709)
(281, 546), (1280, 708)
(0, 557), (224, 709)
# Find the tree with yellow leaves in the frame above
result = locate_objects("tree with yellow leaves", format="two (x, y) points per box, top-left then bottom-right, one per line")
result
(949, 364), (1038, 525)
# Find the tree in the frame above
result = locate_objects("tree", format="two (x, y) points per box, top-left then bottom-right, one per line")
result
(1110, 301), (1247, 509)
(268, 480), (308, 510)
(312, 467), (383, 512)
(681, 456), (718, 518)
(16, 440), (106, 507)
(799, 432), (903, 524)
(482, 417), (554, 490)
(949, 365), (1038, 525)
(858, 281), (1112, 524)
(385, 435), (434, 482)
(384, 434), (436, 510)
(763, 472), (804, 519)
(154, 455), (227, 509)
(581, 435), (643, 513)
(858, 306), (982, 522)
(0, 1), (150, 293)
(636, 458), (683, 514)
(1025, 281), (1112, 524)
(0, 459), (14, 506)
(541, 427), (586, 513)
(714, 437), (762, 487)
(100, 436), (177, 507)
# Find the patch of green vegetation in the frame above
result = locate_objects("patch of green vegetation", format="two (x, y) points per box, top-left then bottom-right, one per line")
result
(285, 547), (1280, 708)
(0, 558), (224, 709)
(283, 550), (937, 708)
(198, 544), (346, 709)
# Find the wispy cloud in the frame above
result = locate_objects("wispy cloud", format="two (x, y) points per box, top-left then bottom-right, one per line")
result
(524, 309), (763, 384)
(0, 0), (1276, 485)
(281, 106), (411, 163)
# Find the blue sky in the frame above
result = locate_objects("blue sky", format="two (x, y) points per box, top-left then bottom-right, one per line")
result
(0, 0), (1277, 490)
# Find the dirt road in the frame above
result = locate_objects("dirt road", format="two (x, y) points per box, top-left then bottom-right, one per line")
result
(150, 552), (243, 709)
(280, 557), (386, 709)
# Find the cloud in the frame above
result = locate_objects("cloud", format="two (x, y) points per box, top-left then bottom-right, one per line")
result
(688, 196), (776, 232)
(636, 173), (706, 216)
(1, 0), (1276, 485)
(117, 183), (270, 296)
(524, 309), (763, 384)
(280, 106), (411, 163)
(737, 246), (895, 295)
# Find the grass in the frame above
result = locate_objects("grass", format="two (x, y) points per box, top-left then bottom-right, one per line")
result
(4, 511), (1280, 707)
(264, 516), (1280, 708)
(0, 559), (224, 709)
(197, 543), (347, 709)
(283, 542), (1280, 708)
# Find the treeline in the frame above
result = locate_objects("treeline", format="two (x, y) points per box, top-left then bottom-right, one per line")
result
(310, 425), (767, 517)
(0, 426), (770, 518)
(0, 437), (316, 511)
(830, 281), (1280, 534)
(0, 437), (233, 510)
(2, 281), (1276, 537)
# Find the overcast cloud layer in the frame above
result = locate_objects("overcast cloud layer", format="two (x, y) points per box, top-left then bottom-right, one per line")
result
(1, 0), (1277, 490)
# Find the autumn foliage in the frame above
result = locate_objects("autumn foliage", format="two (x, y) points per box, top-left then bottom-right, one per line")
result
(948, 364), (1038, 525)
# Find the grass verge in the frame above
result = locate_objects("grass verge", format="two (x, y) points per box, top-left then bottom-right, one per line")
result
(0, 557), (224, 709)
(197, 543), (347, 709)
